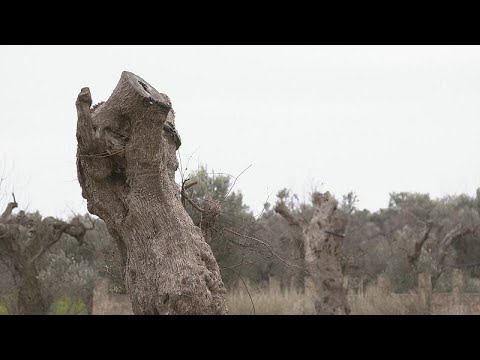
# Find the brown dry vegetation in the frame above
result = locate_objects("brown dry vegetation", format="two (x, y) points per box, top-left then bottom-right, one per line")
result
(227, 278), (315, 315)
(348, 287), (428, 315)
(226, 279), (427, 315)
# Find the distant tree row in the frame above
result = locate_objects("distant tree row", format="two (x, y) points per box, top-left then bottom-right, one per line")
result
(2, 164), (480, 313)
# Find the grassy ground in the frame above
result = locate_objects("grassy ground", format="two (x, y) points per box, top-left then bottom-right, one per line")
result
(227, 279), (316, 315)
(1, 281), (427, 315)
(0, 303), (8, 315)
(227, 279), (428, 315)
(0, 297), (88, 315)
(348, 286), (428, 315)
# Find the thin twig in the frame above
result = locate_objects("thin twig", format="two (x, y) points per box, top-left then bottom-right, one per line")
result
(184, 147), (200, 173)
(217, 226), (308, 274)
(224, 267), (255, 315)
(221, 258), (264, 270)
(184, 192), (204, 213)
(178, 149), (185, 187)
(223, 164), (252, 201)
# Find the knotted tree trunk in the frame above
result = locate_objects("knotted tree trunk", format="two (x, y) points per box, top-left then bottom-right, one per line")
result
(276, 192), (350, 314)
(75, 71), (227, 314)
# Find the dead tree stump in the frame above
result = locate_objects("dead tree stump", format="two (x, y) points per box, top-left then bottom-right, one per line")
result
(75, 71), (227, 314)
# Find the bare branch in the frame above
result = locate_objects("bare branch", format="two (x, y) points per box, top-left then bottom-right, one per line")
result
(28, 229), (65, 265)
(0, 201), (18, 223)
(216, 226), (308, 274)
(28, 217), (90, 265)
(224, 267), (255, 315)
(181, 178), (199, 209)
(221, 258), (265, 270)
(223, 164), (252, 201)
(184, 192), (204, 213)
(407, 220), (434, 270)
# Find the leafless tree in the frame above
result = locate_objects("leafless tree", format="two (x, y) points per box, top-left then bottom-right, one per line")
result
(75, 71), (227, 314)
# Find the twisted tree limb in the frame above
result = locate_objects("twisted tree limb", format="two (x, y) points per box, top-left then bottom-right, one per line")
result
(407, 220), (434, 271)
(432, 225), (473, 286)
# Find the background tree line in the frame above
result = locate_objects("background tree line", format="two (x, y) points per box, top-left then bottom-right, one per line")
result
(2, 165), (480, 314)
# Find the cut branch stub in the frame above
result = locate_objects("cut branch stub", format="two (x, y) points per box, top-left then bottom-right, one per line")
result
(0, 201), (18, 223)
(76, 71), (228, 314)
(274, 202), (302, 227)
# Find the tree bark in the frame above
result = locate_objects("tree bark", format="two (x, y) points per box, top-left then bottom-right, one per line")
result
(276, 192), (350, 314)
(17, 263), (45, 315)
(0, 203), (91, 314)
(75, 71), (227, 314)
(304, 192), (350, 314)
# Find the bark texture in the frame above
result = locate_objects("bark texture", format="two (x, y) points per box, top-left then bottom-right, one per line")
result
(276, 191), (350, 314)
(0, 203), (90, 314)
(75, 71), (227, 314)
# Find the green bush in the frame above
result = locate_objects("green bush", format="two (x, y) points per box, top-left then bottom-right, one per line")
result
(49, 297), (88, 315)
(0, 303), (9, 315)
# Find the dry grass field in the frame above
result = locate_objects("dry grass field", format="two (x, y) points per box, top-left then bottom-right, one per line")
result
(227, 279), (427, 315)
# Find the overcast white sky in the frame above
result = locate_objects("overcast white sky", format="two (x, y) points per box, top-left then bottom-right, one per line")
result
(1, 45), (480, 218)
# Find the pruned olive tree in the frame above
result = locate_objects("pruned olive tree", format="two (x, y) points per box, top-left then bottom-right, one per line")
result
(275, 191), (350, 315)
(75, 71), (227, 314)
(0, 197), (91, 314)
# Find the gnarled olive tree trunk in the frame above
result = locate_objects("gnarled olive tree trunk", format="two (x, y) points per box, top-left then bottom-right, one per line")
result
(276, 192), (350, 314)
(75, 71), (227, 314)
(17, 265), (44, 315)
(0, 200), (90, 314)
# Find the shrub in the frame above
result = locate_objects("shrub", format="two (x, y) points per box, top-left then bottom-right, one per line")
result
(49, 297), (88, 315)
